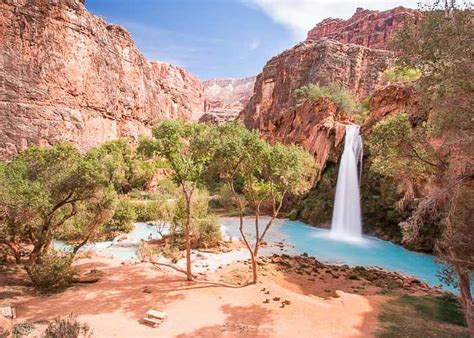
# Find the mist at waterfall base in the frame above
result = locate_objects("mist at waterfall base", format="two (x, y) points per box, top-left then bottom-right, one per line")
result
(330, 124), (364, 243)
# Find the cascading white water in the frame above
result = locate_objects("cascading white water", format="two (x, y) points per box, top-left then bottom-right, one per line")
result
(331, 124), (363, 240)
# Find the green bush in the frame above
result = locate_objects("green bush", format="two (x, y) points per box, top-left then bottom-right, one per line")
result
(28, 252), (75, 291)
(131, 200), (161, 222)
(151, 178), (178, 199)
(104, 199), (136, 233)
(43, 314), (91, 338)
(383, 66), (422, 83)
(294, 83), (357, 113)
(172, 190), (221, 248)
(196, 215), (222, 248)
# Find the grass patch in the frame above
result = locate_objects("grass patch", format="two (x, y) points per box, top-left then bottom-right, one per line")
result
(376, 295), (468, 338)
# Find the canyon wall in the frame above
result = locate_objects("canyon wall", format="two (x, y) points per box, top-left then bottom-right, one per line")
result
(306, 7), (422, 50)
(0, 0), (206, 159)
(241, 39), (393, 172)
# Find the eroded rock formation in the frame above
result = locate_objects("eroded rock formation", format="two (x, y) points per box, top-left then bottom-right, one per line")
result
(0, 0), (206, 159)
(306, 7), (422, 50)
(241, 39), (393, 172)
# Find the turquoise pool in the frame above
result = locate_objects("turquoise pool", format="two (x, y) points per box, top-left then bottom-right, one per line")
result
(56, 217), (460, 293)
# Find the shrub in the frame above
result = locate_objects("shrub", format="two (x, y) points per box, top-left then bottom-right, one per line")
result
(43, 314), (91, 338)
(383, 66), (421, 83)
(131, 200), (161, 222)
(12, 322), (35, 337)
(28, 252), (75, 291)
(196, 215), (222, 248)
(136, 242), (158, 263)
(151, 178), (178, 199)
(215, 184), (236, 209)
(160, 245), (181, 263)
(294, 83), (357, 113)
(104, 199), (136, 233)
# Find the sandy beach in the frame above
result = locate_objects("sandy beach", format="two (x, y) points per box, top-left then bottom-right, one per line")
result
(2, 252), (390, 338)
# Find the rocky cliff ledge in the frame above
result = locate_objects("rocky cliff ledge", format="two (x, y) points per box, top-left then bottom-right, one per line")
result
(306, 6), (422, 50)
(240, 38), (393, 172)
(0, 0), (206, 159)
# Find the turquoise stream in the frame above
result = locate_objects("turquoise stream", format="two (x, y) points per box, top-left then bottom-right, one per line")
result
(55, 217), (458, 294)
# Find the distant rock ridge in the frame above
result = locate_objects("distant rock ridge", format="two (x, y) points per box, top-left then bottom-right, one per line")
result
(0, 0), (206, 159)
(306, 6), (422, 50)
(202, 76), (256, 123)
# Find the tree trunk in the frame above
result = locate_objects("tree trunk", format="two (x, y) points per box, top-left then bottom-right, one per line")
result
(185, 195), (193, 282)
(456, 267), (473, 336)
(254, 207), (260, 257)
(250, 250), (258, 284)
(238, 210), (258, 284)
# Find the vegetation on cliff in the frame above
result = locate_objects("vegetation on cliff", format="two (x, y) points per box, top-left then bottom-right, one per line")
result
(372, 2), (474, 332)
(294, 83), (357, 113)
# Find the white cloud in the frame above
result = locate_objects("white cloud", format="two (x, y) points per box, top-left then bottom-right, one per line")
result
(243, 0), (420, 39)
(249, 38), (261, 50)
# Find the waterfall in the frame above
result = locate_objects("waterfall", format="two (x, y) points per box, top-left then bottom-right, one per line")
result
(331, 124), (363, 240)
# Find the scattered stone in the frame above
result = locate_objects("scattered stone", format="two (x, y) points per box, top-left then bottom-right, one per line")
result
(273, 297), (281, 301)
(263, 299), (270, 304)
(143, 286), (152, 294)
(261, 288), (266, 291)
(282, 300), (291, 305)
(264, 291), (270, 295)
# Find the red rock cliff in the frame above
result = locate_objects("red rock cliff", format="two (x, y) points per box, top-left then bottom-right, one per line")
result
(306, 7), (421, 50)
(0, 0), (206, 159)
(240, 39), (393, 172)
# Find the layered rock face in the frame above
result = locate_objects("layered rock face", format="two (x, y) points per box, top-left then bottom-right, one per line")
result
(241, 39), (393, 172)
(306, 7), (422, 49)
(0, 0), (205, 159)
(201, 77), (256, 123)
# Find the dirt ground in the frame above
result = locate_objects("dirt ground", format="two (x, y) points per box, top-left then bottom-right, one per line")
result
(1, 256), (389, 337)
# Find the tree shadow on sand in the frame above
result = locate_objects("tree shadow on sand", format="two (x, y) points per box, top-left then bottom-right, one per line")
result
(176, 303), (274, 337)
(13, 263), (189, 322)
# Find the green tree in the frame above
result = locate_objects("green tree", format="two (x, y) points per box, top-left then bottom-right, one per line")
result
(211, 122), (315, 283)
(173, 189), (221, 248)
(387, 2), (473, 331)
(88, 139), (155, 194)
(0, 143), (115, 285)
(140, 120), (216, 280)
(103, 199), (136, 234)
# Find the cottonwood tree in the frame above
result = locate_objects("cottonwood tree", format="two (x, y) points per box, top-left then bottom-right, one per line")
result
(212, 122), (315, 283)
(87, 138), (156, 194)
(139, 120), (216, 281)
(0, 143), (115, 285)
(379, 2), (473, 331)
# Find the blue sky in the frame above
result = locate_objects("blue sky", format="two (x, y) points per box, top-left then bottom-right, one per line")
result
(86, 0), (418, 80)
